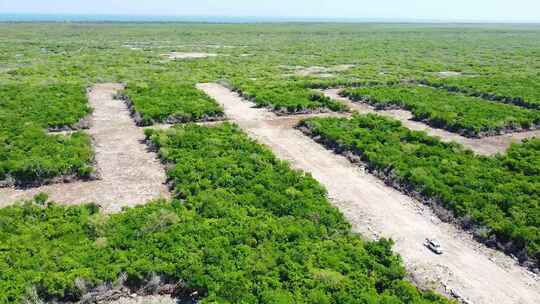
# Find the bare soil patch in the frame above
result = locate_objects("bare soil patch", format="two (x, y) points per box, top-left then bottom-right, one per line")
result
(281, 64), (354, 78)
(109, 295), (177, 304)
(323, 89), (540, 155)
(144, 120), (229, 131)
(47, 116), (92, 133)
(199, 83), (540, 304)
(123, 45), (143, 51)
(0, 84), (170, 213)
(437, 71), (463, 77)
(164, 52), (218, 60)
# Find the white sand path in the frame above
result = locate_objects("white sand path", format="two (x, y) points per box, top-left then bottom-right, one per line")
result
(0, 83), (170, 213)
(323, 89), (540, 156)
(198, 83), (540, 304)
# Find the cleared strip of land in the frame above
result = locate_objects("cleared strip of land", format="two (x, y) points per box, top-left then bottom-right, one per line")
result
(198, 83), (540, 304)
(110, 295), (176, 304)
(0, 84), (169, 213)
(145, 113), (347, 131)
(323, 89), (540, 156)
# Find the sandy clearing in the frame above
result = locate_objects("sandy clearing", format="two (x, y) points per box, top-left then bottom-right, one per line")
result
(323, 89), (540, 156)
(0, 84), (170, 213)
(280, 65), (354, 77)
(199, 83), (540, 304)
(165, 52), (218, 60)
(108, 295), (176, 304)
(144, 120), (228, 131)
(437, 71), (463, 77)
(123, 45), (143, 51)
(47, 130), (77, 136)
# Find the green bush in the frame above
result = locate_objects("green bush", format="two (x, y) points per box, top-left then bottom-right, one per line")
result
(123, 82), (224, 125)
(301, 114), (540, 268)
(231, 80), (348, 113)
(0, 84), (94, 186)
(426, 75), (540, 109)
(342, 85), (540, 137)
(0, 124), (451, 304)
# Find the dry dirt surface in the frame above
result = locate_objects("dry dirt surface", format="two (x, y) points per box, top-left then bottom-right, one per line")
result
(437, 71), (463, 77)
(323, 89), (540, 156)
(165, 52), (218, 60)
(199, 83), (540, 304)
(108, 295), (177, 304)
(280, 65), (354, 78)
(0, 83), (170, 213)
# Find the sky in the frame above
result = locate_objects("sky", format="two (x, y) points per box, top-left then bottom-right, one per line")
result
(1, 0), (539, 22)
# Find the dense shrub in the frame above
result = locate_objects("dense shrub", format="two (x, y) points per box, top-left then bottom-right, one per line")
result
(0, 124), (451, 304)
(301, 114), (540, 269)
(342, 85), (540, 137)
(230, 80), (348, 114)
(425, 75), (540, 110)
(123, 82), (224, 126)
(0, 84), (94, 186)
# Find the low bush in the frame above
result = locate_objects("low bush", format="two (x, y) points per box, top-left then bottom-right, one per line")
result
(342, 85), (540, 137)
(301, 114), (540, 269)
(122, 82), (224, 126)
(230, 80), (348, 114)
(0, 83), (94, 186)
(0, 124), (451, 304)
(425, 75), (540, 110)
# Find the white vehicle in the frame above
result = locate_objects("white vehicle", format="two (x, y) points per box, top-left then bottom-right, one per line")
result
(424, 238), (443, 254)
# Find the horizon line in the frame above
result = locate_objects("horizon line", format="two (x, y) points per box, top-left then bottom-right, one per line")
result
(1, 13), (539, 24)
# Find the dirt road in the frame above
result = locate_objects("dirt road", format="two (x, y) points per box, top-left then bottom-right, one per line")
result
(323, 89), (540, 156)
(109, 295), (176, 304)
(0, 84), (169, 213)
(198, 83), (540, 304)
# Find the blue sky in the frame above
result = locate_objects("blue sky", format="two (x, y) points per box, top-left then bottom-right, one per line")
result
(1, 0), (539, 22)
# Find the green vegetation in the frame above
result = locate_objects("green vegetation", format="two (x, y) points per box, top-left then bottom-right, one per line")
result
(0, 124), (451, 304)
(1, 21), (540, 296)
(2, 23), (539, 123)
(425, 74), (540, 109)
(230, 80), (348, 114)
(342, 85), (540, 137)
(300, 114), (540, 269)
(0, 83), (94, 186)
(122, 82), (224, 126)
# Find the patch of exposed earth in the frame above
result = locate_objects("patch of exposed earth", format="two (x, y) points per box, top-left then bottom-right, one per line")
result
(108, 295), (177, 304)
(164, 52), (218, 60)
(437, 71), (463, 77)
(0, 83), (170, 213)
(124, 45), (143, 51)
(198, 83), (540, 304)
(281, 64), (355, 78)
(323, 89), (540, 156)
